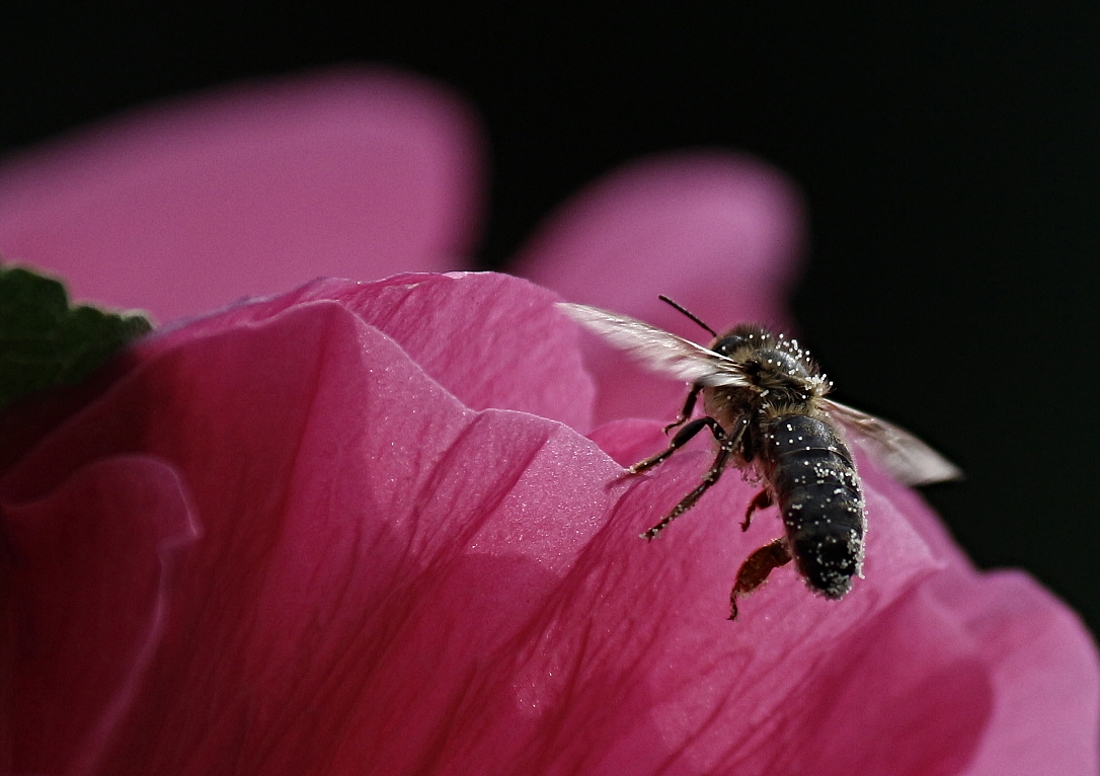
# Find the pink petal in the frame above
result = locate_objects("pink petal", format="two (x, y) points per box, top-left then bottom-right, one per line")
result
(144, 272), (594, 430)
(512, 152), (806, 424)
(3, 272), (1096, 774)
(2, 273), (602, 773)
(937, 572), (1100, 775)
(0, 67), (483, 324)
(867, 471), (1100, 775)
(4, 458), (199, 773)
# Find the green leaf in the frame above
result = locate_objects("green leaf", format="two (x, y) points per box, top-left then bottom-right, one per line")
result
(0, 264), (153, 411)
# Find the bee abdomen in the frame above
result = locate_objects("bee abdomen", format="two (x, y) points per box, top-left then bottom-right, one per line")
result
(763, 414), (866, 599)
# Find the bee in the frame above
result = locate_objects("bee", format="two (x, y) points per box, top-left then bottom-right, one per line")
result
(558, 297), (960, 620)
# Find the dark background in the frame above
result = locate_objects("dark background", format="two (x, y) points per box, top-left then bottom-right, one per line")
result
(4, 4), (1099, 633)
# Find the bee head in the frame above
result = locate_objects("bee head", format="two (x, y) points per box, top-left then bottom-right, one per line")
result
(711, 324), (771, 359)
(712, 333), (749, 357)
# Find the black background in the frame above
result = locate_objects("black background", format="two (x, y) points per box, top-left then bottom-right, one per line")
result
(4, 4), (1099, 634)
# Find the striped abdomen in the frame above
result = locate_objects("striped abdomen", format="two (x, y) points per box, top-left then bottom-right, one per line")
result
(762, 413), (866, 598)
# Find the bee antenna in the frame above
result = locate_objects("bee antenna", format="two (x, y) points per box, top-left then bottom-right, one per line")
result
(658, 295), (718, 338)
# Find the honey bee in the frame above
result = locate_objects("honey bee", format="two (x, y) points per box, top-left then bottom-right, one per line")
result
(559, 297), (960, 620)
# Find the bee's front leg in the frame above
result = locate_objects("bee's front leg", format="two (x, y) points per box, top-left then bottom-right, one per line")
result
(661, 383), (702, 434)
(639, 417), (749, 539)
(629, 415), (725, 475)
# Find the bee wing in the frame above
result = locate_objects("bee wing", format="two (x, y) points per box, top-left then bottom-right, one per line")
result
(820, 398), (962, 485)
(556, 302), (748, 387)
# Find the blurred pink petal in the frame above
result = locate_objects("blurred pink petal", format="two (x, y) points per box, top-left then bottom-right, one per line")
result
(513, 152), (806, 424)
(3, 273), (1096, 775)
(0, 67), (483, 323)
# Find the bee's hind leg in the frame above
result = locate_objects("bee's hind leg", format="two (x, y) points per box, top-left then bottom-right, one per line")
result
(729, 538), (792, 620)
(741, 489), (773, 532)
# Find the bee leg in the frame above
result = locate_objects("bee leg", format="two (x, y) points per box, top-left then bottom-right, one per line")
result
(629, 415), (723, 475)
(640, 417), (748, 540)
(729, 538), (793, 621)
(661, 384), (702, 434)
(741, 489), (773, 532)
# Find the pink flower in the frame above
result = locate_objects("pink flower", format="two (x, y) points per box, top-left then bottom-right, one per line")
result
(1, 68), (1097, 775)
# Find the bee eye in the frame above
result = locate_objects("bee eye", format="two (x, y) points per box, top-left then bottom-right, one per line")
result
(713, 335), (744, 355)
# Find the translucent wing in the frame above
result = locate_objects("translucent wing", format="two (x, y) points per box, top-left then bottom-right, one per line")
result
(820, 398), (962, 485)
(557, 302), (748, 387)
